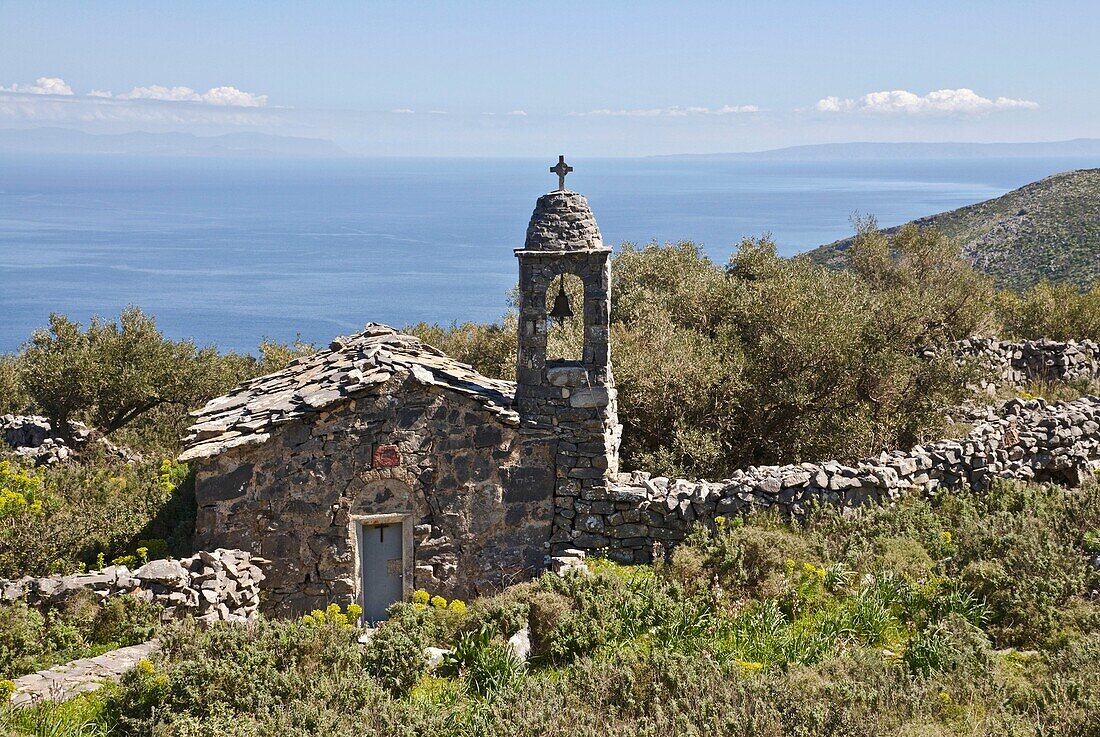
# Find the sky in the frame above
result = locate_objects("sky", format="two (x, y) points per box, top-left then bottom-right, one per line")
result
(0, 0), (1097, 156)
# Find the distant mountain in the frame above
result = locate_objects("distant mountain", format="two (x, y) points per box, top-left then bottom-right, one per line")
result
(659, 139), (1100, 161)
(0, 127), (346, 158)
(805, 169), (1100, 290)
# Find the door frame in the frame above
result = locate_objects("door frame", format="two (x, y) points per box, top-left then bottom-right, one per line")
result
(350, 513), (414, 620)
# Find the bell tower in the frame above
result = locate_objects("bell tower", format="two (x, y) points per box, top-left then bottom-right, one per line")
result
(515, 157), (621, 548)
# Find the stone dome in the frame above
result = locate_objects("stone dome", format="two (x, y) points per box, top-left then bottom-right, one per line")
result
(523, 191), (605, 251)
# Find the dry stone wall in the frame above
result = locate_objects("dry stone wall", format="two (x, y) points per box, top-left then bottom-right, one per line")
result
(0, 549), (265, 623)
(558, 395), (1100, 563)
(931, 337), (1100, 393)
(2, 414), (138, 465)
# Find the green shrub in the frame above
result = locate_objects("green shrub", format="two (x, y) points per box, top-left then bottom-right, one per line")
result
(0, 453), (195, 579)
(90, 597), (161, 647)
(872, 536), (936, 582)
(440, 624), (525, 698)
(108, 617), (371, 735)
(464, 586), (531, 639)
(947, 481), (1088, 646)
(527, 590), (572, 663)
(903, 613), (995, 677)
(0, 595), (162, 680)
(0, 601), (47, 679)
(361, 603), (436, 696)
(679, 522), (820, 600)
(997, 281), (1100, 343)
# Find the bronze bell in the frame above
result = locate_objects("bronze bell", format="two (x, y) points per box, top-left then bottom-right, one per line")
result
(549, 277), (574, 325)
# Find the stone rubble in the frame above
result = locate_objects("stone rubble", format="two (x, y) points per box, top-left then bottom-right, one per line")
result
(0, 549), (267, 623)
(560, 395), (1100, 563)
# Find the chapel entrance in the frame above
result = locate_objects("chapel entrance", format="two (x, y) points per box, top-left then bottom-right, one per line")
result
(358, 521), (405, 623)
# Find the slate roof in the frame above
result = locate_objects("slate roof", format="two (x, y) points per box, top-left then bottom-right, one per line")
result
(178, 324), (518, 462)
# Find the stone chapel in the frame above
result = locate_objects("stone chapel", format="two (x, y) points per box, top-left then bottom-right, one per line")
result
(179, 159), (621, 619)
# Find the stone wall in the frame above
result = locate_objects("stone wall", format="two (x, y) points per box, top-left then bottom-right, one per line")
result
(558, 395), (1100, 563)
(1, 549), (265, 623)
(2, 414), (139, 465)
(193, 375), (554, 615)
(515, 193), (622, 565)
(931, 337), (1100, 393)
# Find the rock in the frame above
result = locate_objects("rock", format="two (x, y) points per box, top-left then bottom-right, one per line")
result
(134, 559), (188, 586)
(551, 555), (589, 576)
(424, 647), (450, 672)
(507, 626), (531, 662)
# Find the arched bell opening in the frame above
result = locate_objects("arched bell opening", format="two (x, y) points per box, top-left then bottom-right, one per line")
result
(544, 271), (585, 363)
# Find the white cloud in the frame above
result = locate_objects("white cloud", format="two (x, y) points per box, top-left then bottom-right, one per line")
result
(428, 109), (448, 115)
(391, 108), (415, 114)
(507, 109), (527, 116)
(816, 88), (1038, 115)
(114, 84), (267, 107)
(570, 104), (759, 117)
(0, 92), (272, 127)
(0, 77), (74, 96)
(714, 105), (761, 114)
(0, 77), (268, 107)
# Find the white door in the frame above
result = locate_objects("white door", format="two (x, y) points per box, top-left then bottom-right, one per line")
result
(359, 522), (404, 623)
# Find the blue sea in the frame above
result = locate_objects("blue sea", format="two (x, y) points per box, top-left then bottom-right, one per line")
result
(2, 154), (1097, 353)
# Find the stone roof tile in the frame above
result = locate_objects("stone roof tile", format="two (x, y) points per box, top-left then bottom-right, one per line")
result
(179, 324), (517, 462)
(522, 191), (606, 252)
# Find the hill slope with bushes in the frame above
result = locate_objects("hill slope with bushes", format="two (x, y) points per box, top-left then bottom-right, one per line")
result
(805, 169), (1100, 290)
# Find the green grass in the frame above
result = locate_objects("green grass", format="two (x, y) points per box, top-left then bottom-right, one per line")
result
(0, 689), (115, 737)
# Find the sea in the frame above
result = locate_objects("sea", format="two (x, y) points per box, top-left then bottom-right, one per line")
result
(2, 154), (1097, 353)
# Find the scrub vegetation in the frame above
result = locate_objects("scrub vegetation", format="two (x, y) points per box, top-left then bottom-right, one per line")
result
(807, 168), (1100, 291)
(5, 478), (1100, 736)
(4, 221), (1100, 734)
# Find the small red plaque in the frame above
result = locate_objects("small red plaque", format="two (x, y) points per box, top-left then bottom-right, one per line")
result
(373, 444), (401, 468)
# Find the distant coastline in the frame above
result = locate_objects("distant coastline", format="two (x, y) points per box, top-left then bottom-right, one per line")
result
(654, 139), (1100, 161)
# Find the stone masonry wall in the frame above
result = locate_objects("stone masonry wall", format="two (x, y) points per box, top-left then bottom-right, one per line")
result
(0, 549), (265, 623)
(559, 395), (1100, 564)
(193, 375), (554, 615)
(515, 247), (621, 559)
(931, 337), (1100, 393)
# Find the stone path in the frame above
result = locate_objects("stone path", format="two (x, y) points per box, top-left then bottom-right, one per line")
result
(8, 640), (159, 707)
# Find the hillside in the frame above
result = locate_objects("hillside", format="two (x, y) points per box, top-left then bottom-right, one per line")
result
(805, 168), (1100, 290)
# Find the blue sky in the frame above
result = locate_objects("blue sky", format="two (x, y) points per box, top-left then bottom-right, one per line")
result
(1, 0), (1096, 155)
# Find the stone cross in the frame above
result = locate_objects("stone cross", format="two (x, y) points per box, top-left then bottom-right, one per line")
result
(550, 155), (573, 191)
